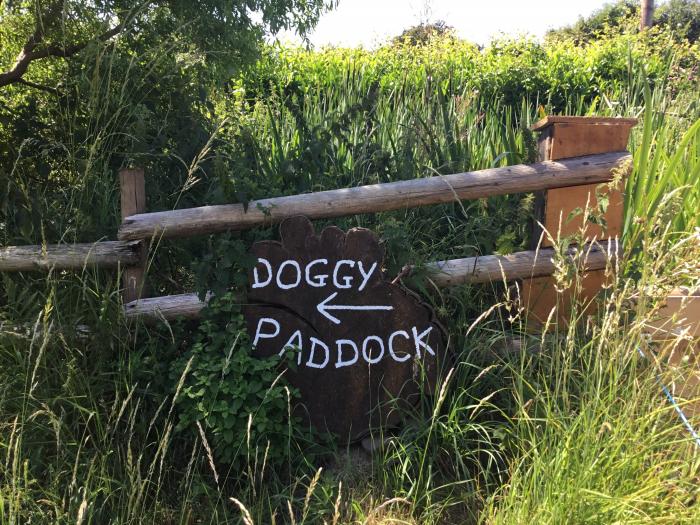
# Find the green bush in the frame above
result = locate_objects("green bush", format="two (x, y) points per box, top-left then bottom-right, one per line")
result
(657, 0), (700, 42)
(172, 292), (302, 468)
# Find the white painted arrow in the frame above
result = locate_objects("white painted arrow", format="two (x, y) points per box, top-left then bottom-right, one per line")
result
(316, 292), (393, 325)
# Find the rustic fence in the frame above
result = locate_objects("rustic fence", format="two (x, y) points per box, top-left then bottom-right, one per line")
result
(1, 116), (639, 323)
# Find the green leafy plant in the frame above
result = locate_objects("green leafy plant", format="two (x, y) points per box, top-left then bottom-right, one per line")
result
(173, 292), (302, 468)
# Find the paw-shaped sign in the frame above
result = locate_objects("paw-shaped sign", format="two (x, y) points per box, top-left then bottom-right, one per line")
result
(243, 216), (445, 440)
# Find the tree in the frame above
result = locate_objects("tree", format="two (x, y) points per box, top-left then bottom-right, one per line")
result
(656, 0), (700, 42)
(0, 0), (331, 89)
(641, 0), (655, 30)
(544, 1), (639, 44)
(392, 21), (455, 46)
(546, 0), (700, 44)
(0, 0), (333, 245)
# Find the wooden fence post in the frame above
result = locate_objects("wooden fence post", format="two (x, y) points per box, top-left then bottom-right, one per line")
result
(119, 168), (147, 303)
(522, 116), (636, 325)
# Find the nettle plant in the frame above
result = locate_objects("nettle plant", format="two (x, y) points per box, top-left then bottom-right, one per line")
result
(173, 234), (304, 468)
(174, 299), (302, 467)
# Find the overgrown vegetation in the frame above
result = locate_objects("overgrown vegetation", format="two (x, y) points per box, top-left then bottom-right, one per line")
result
(1, 1), (700, 523)
(546, 0), (700, 44)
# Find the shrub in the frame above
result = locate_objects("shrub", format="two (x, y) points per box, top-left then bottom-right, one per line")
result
(173, 291), (302, 468)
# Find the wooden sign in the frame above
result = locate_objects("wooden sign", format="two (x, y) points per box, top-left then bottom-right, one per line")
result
(243, 216), (445, 441)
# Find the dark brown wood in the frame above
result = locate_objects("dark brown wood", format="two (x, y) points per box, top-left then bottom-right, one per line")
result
(243, 217), (445, 441)
(119, 168), (147, 303)
(0, 241), (142, 272)
(118, 152), (631, 241)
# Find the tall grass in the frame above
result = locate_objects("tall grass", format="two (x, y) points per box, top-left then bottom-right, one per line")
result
(482, 226), (700, 523)
(624, 91), (700, 250)
(1, 32), (700, 524)
(2, 112), (699, 524)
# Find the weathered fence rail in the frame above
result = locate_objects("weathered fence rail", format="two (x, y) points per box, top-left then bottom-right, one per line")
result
(124, 291), (213, 320)
(118, 152), (630, 240)
(0, 116), (637, 327)
(123, 240), (619, 321)
(426, 239), (618, 288)
(0, 240), (142, 272)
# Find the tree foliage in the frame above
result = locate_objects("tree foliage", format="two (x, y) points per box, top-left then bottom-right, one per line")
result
(0, 0), (331, 247)
(545, 0), (700, 44)
(545, 1), (640, 44)
(392, 20), (455, 46)
(656, 0), (700, 42)
(0, 0), (330, 88)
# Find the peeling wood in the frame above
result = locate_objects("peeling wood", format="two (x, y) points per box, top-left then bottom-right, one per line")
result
(0, 241), (142, 272)
(119, 152), (632, 241)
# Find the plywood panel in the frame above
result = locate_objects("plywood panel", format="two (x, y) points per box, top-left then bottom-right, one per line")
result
(524, 116), (636, 327)
(539, 120), (633, 247)
(644, 290), (699, 418)
(646, 290), (700, 339)
(531, 116), (639, 130)
(656, 339), (700, 419)
(548, 122), (635, 159)
(541, 182), (624, 247)
(520, 269), (610, 327)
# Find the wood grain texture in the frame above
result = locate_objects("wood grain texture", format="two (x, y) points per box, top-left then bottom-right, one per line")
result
(538, 119), (634, 247)
(119, 168), (146, 218)
(118, 152), (631, 241)
(120, 168), (147, 303)
(643, 289), (700, 417)
(427, 240), (618, 288)
(531, 116), (638, 130)
(0, 241), (142, 271)
(524, 116), (635, 326)
(520, 271), (611, 326)
(542, 181), (625, 245)
(124, 241), (618, 321)
(645, 289), (700, 339)
(123, 292), (210, 320)
(242, 216), (445, 440)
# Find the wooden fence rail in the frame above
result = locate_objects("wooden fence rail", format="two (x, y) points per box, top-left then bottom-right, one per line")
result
(124, 240), (619, 321)
(0, 241), (142, 272)
(118, 152), (630, 241)
(0, 116), (637, 328)
(427, 239), (618, 288)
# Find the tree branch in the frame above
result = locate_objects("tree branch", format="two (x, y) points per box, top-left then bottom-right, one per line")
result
(0, 4), (50, 87)
(0, 2), (124, 89)
(16, 78), (62, 96)
(28, 23), (124, 61)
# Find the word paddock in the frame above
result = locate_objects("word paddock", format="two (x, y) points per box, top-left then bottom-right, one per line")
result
(242, 216), (446, 437)
(252, 317), (436, 369)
